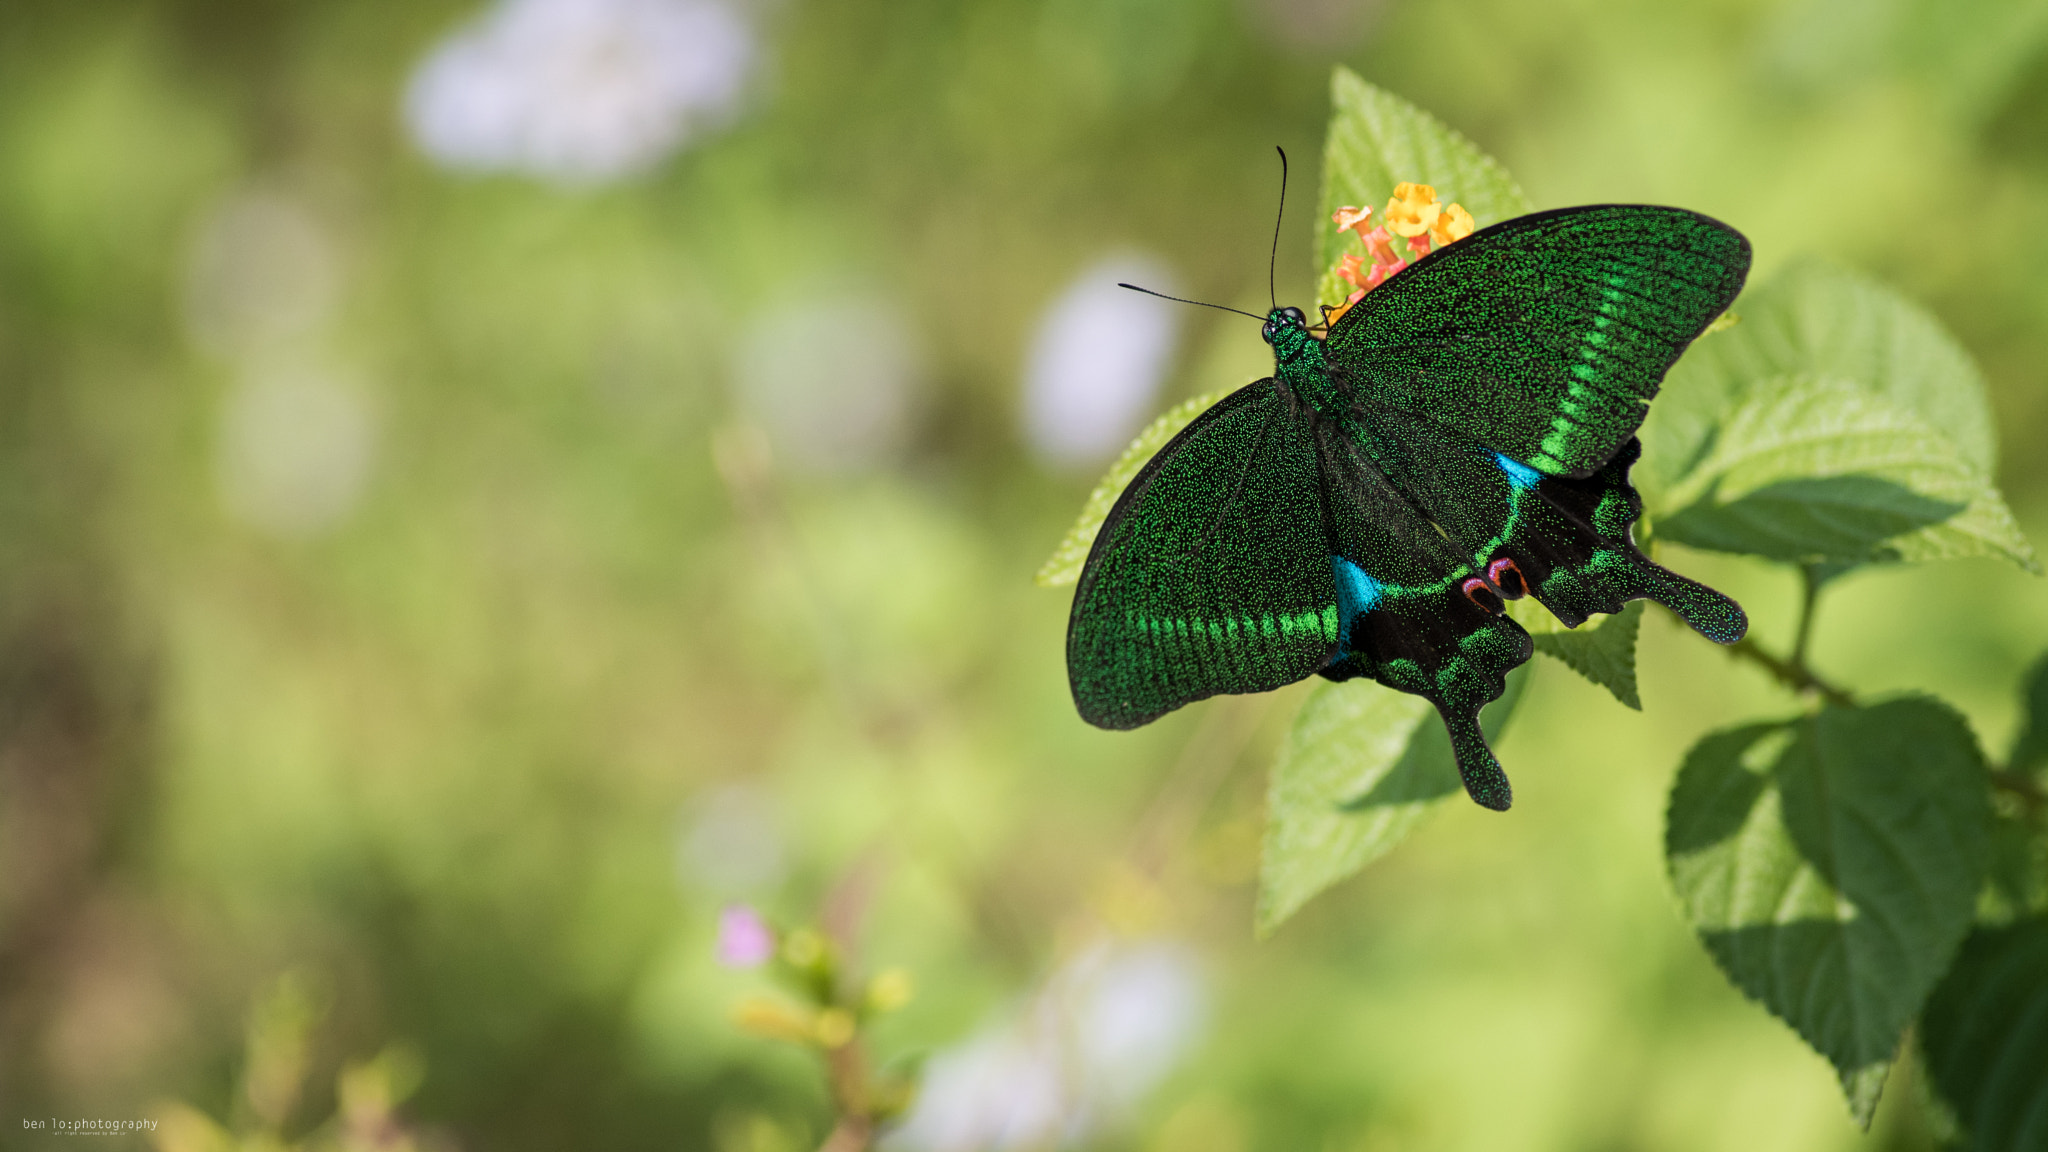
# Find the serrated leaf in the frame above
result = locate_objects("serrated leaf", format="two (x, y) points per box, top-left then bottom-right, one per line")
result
(1314, 69), (1533, 312)
(1654, 375), (2036, 571)
(1920, 918), (2048, 1152)
(1035, 389), (1233, 587)
(1644, 258), (1999, 500)
(1665, 699), (1992, 1125)
(1531, 601), (1643, 710)
(1258, 665), (1528, 936)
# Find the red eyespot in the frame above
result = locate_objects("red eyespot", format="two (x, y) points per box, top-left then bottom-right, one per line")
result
(1487, 558), (1527, 599)
(1461, 576), (1504, 615)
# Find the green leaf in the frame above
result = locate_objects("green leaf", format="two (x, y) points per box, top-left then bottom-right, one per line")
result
(1531, 601), (1644, 710)
(1653, 375), (2037, 571)
(1645, 258), (2000, 497)
(1258, 664), (1529, 936)
(1920, 918), (2048, 1152)
(2007, 649), (2048, 773)
(1314, 68), (1533, 312)
(1665, 699), (1992, 1125)
(1035, 389), (1232, 587)
(1501, 591), (1564, 636)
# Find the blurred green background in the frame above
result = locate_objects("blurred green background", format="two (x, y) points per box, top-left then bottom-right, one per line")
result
(2, 0), (2045, 1149)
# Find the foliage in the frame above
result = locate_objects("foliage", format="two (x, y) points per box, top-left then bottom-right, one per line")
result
(1051, 69), (2048, 1137)
(720, 909), (919, 1151)
(12, 4), (2048, 1152)
(152, 974), (428, 1152)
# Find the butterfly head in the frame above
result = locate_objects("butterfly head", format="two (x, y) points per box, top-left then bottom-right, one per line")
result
(1261, 305), (1315, 360)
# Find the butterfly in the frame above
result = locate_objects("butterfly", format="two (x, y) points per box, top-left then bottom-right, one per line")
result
(1066, 203), (1752, 810)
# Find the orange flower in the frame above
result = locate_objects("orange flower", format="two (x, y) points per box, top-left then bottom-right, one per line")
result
(1337, 253), (1372, 292)
(1431, 202), (1475, 246)
(1361, 225), (1401, 268)
(1331, 205), (1375, 240)
(1383, 182), (1441, 237)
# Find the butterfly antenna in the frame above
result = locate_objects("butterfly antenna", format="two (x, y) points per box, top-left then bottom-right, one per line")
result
(1116, 283), (1265, 322)
(1270, 146), (1287, 311)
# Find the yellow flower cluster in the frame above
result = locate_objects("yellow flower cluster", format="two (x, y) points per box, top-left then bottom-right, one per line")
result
(1382, 182), (1475, 245)
(1325, 182), (1477, 323)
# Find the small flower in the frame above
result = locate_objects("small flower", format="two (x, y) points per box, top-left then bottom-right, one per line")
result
(1336, 253), (1372, 293)
(1431, 202), (1476, 246)
(1362, 225), (1403, 268)
(1383, 182), (1441, 238)
(866, 968), (916, 1014)
(716, 905), (776, 968)
(814, 1007), (858, 1049)
(1406, 233), (1432, 260)
(404, 0), (759, 184)
(1331, 205), (1374, 240)
(733, 994), (815, 1043)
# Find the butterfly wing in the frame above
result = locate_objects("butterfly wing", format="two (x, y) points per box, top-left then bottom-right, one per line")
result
(1311, 420), (1532, 810)
(1325, 205), (1750, 478)
(1340, 403), (1746, 640)
(1068, 380), (1337, 729)
(1319, 403), (1747, 809)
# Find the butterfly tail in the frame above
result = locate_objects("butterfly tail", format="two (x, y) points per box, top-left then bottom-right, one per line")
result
(1440, 706), (1513, 811)
(1638, 563), (1748, 645)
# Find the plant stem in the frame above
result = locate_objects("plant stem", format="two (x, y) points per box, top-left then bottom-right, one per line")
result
(1728, 573), (2047, 816)
(1791, 566), (1823, 670)
(1726, 565), (1854, 707)
(1727, 640), (1855, 708)
(1989, 768), (2047, 815)
(818, 1041), (875, 1152)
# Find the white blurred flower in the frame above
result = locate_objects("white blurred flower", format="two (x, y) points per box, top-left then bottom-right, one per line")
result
(677, 783), (787, 896)
(218, 362), (378, 539)
(1240, 0), (1384, 56)
(1022, 254), (1183, 469)
(890, 939), (1207, 1152)
(732, 296), (924, 473)
(406, 0), (757, 184)
(184, 190), (338, 357)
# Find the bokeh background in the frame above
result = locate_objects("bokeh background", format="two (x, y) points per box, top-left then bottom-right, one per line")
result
(2, 0), (2046, 1149)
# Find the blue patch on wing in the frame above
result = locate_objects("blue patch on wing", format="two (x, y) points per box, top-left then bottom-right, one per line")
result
(1331, 556), (1382, 648)
(1493, 452), (1543, 491)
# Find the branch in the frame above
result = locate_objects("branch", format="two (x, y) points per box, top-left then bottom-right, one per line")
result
(1990, 768), (2047, 815)
(1727, 638), (1856, 708)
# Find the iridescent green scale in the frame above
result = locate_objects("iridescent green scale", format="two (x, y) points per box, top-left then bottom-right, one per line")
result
(1067, 206), (1751, 810)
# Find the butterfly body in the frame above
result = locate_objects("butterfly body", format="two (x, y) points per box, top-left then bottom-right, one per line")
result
(1066, 205), (1753, 810)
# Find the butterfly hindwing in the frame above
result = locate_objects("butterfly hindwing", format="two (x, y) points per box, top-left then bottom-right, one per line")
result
(1311, 421), (1530, 810)
(1068, 380), (1337, 729)
(1324, 205), (1750, 478)
(1497, 438), (1747, 643)
(1338, 406), (1745, 642)
(1320, 409), (1746, 807)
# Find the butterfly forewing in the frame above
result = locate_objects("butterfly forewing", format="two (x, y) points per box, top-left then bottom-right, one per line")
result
(1068, 380), (1336, 729)
(1325, 205), (1750, 478)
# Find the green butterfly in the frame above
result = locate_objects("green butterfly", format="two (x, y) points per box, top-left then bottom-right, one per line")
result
(1067, 205), (1751, 810)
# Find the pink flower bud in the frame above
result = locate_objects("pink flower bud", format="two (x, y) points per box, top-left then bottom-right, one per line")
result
(717, 905), (776, 968)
